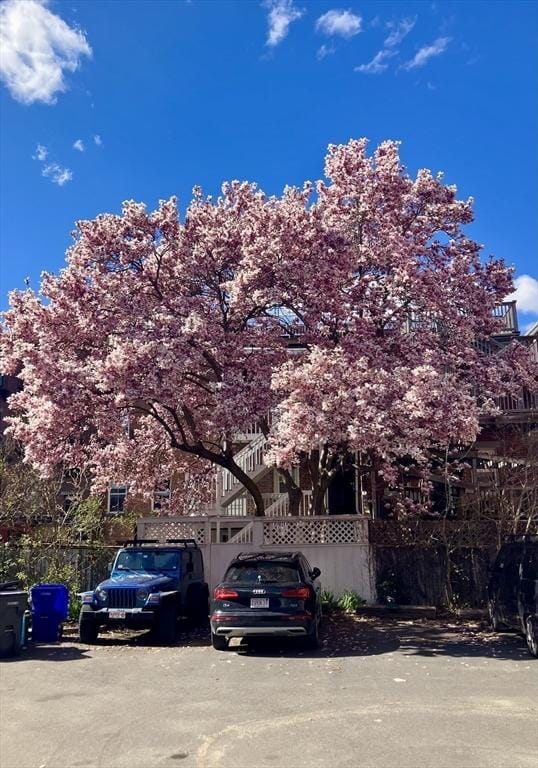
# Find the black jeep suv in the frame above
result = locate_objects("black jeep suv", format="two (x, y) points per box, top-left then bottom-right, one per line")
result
(79, 539), (209, 644)
(488, 535), (538, 657)
(210, 551), (322, 651)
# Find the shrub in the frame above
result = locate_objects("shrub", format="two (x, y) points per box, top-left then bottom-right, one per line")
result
(321, 590), (339, 613)
(336, 590), (366, 614)
(376, 568), (406, 605)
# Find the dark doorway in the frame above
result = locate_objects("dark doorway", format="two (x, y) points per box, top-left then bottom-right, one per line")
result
(328, 467), (356, 515)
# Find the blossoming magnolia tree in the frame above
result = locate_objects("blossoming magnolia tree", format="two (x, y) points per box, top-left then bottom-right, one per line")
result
(0, 186), (304, 517)
(1, 138), (536, 517)
(263, 140), (536, 514)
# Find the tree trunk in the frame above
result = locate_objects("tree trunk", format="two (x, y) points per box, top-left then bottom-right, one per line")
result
(310, 483), (327, 516)
(307, 447), (332, 516)
(225, 458), (265, 517)
(308, 444), (337, 516)
(287, 485), (303, 517)
(278, 468), (302, 517)
(171, 442), (267, 518)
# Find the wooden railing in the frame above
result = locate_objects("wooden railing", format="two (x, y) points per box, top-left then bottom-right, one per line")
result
(497, 389), (538, 413)
(220, 433), (267, 497)
(263, 491), (313, 517)
(492, 301), (519, 334)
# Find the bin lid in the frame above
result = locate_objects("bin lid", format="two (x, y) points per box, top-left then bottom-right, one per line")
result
(30, 583), (69, 617)
(0, 580), (22, 591)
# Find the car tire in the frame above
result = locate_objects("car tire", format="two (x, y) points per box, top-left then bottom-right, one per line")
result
(157, 604), (178, 645)
(525, 616), (538, 658)
(211, 632), (228, 651)
(79, 615), (98, 644)
(304, 619), (320, 650)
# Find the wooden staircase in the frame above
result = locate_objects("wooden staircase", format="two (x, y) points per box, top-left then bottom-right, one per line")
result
(218, 433), (271, 509)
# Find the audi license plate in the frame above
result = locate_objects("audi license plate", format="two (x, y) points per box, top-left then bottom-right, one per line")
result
(250, 598), (269, 608)
(108, 609), (126, 619)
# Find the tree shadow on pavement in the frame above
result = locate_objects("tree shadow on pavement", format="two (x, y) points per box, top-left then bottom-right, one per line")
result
(68, 621), (211, 649)
(46, 615), (533, 661)
(1, 643), (91, 663)
(229, 614), (533, 661)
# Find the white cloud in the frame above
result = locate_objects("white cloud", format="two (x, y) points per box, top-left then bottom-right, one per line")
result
(355, 48), (396, 75)
(263, 0), (304, 47)
(32, 139), (72, 185)
(317, 44), (335, 60)
(32, 143), (48, 162)
(384, 17), (416, 47)
(42, 163), (73, 186)
(402, 36), (450, 70)
(316, 9), (361, 38)
(0, 0), (92, 105)
(73, 138), (84, 152)
(93, 134), (102, 146)
(506, 275), (538, 315)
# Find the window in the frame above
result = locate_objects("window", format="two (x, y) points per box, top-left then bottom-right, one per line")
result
(115, 550), (179, 572)
(108, 484), (128, 514)
(152, 479), (171, 511)
(225, 561), (300, 584)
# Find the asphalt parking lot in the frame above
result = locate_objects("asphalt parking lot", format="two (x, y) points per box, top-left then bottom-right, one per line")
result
(1, 616), (537, 768)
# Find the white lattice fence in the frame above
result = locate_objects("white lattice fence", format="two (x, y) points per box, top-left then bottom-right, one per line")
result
(138, 515), (375, 598)
(140, 519), (207, 546)
(263, 517), (367, 545)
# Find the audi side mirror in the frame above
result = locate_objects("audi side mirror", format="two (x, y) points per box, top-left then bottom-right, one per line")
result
(311, 567), (321, 580)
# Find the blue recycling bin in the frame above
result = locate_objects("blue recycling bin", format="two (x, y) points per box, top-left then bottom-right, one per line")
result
(30, 584), (69, 643)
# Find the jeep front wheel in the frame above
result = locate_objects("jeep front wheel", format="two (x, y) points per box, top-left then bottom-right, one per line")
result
(79, 614), (98, 644)
(157, 604), (178, 645)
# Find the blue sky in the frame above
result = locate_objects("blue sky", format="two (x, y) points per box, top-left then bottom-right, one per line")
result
(1, 0), (537, 327)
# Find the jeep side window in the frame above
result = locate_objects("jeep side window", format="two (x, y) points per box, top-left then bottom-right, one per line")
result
(193, 550), (203, 577)
(183, 551), (194, 576)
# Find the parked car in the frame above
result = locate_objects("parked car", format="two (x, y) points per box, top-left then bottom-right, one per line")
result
(79, 539), (209, 644)
(210, 551), (322, 651)
(487, 535), (538, 657)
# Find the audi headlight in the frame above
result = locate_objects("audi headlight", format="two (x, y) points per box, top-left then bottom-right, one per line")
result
(96, 589), (107, 602)
(137, 588), (149, 601)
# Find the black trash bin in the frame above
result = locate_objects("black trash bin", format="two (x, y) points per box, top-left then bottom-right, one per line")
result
(30, 584), (69, 643)
(0, 581), (30, 658)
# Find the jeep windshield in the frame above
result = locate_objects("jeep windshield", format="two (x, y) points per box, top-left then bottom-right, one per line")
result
(114, 550), (179, 573)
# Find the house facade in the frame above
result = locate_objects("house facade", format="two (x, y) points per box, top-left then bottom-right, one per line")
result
(211, 301), (538, 520)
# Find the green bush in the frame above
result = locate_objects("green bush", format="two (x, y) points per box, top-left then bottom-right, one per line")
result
(376, 568), (406, 605)
(322, 589), (366, 614)
(321, 590), (339, 613)
(336, 590), (366, 614)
